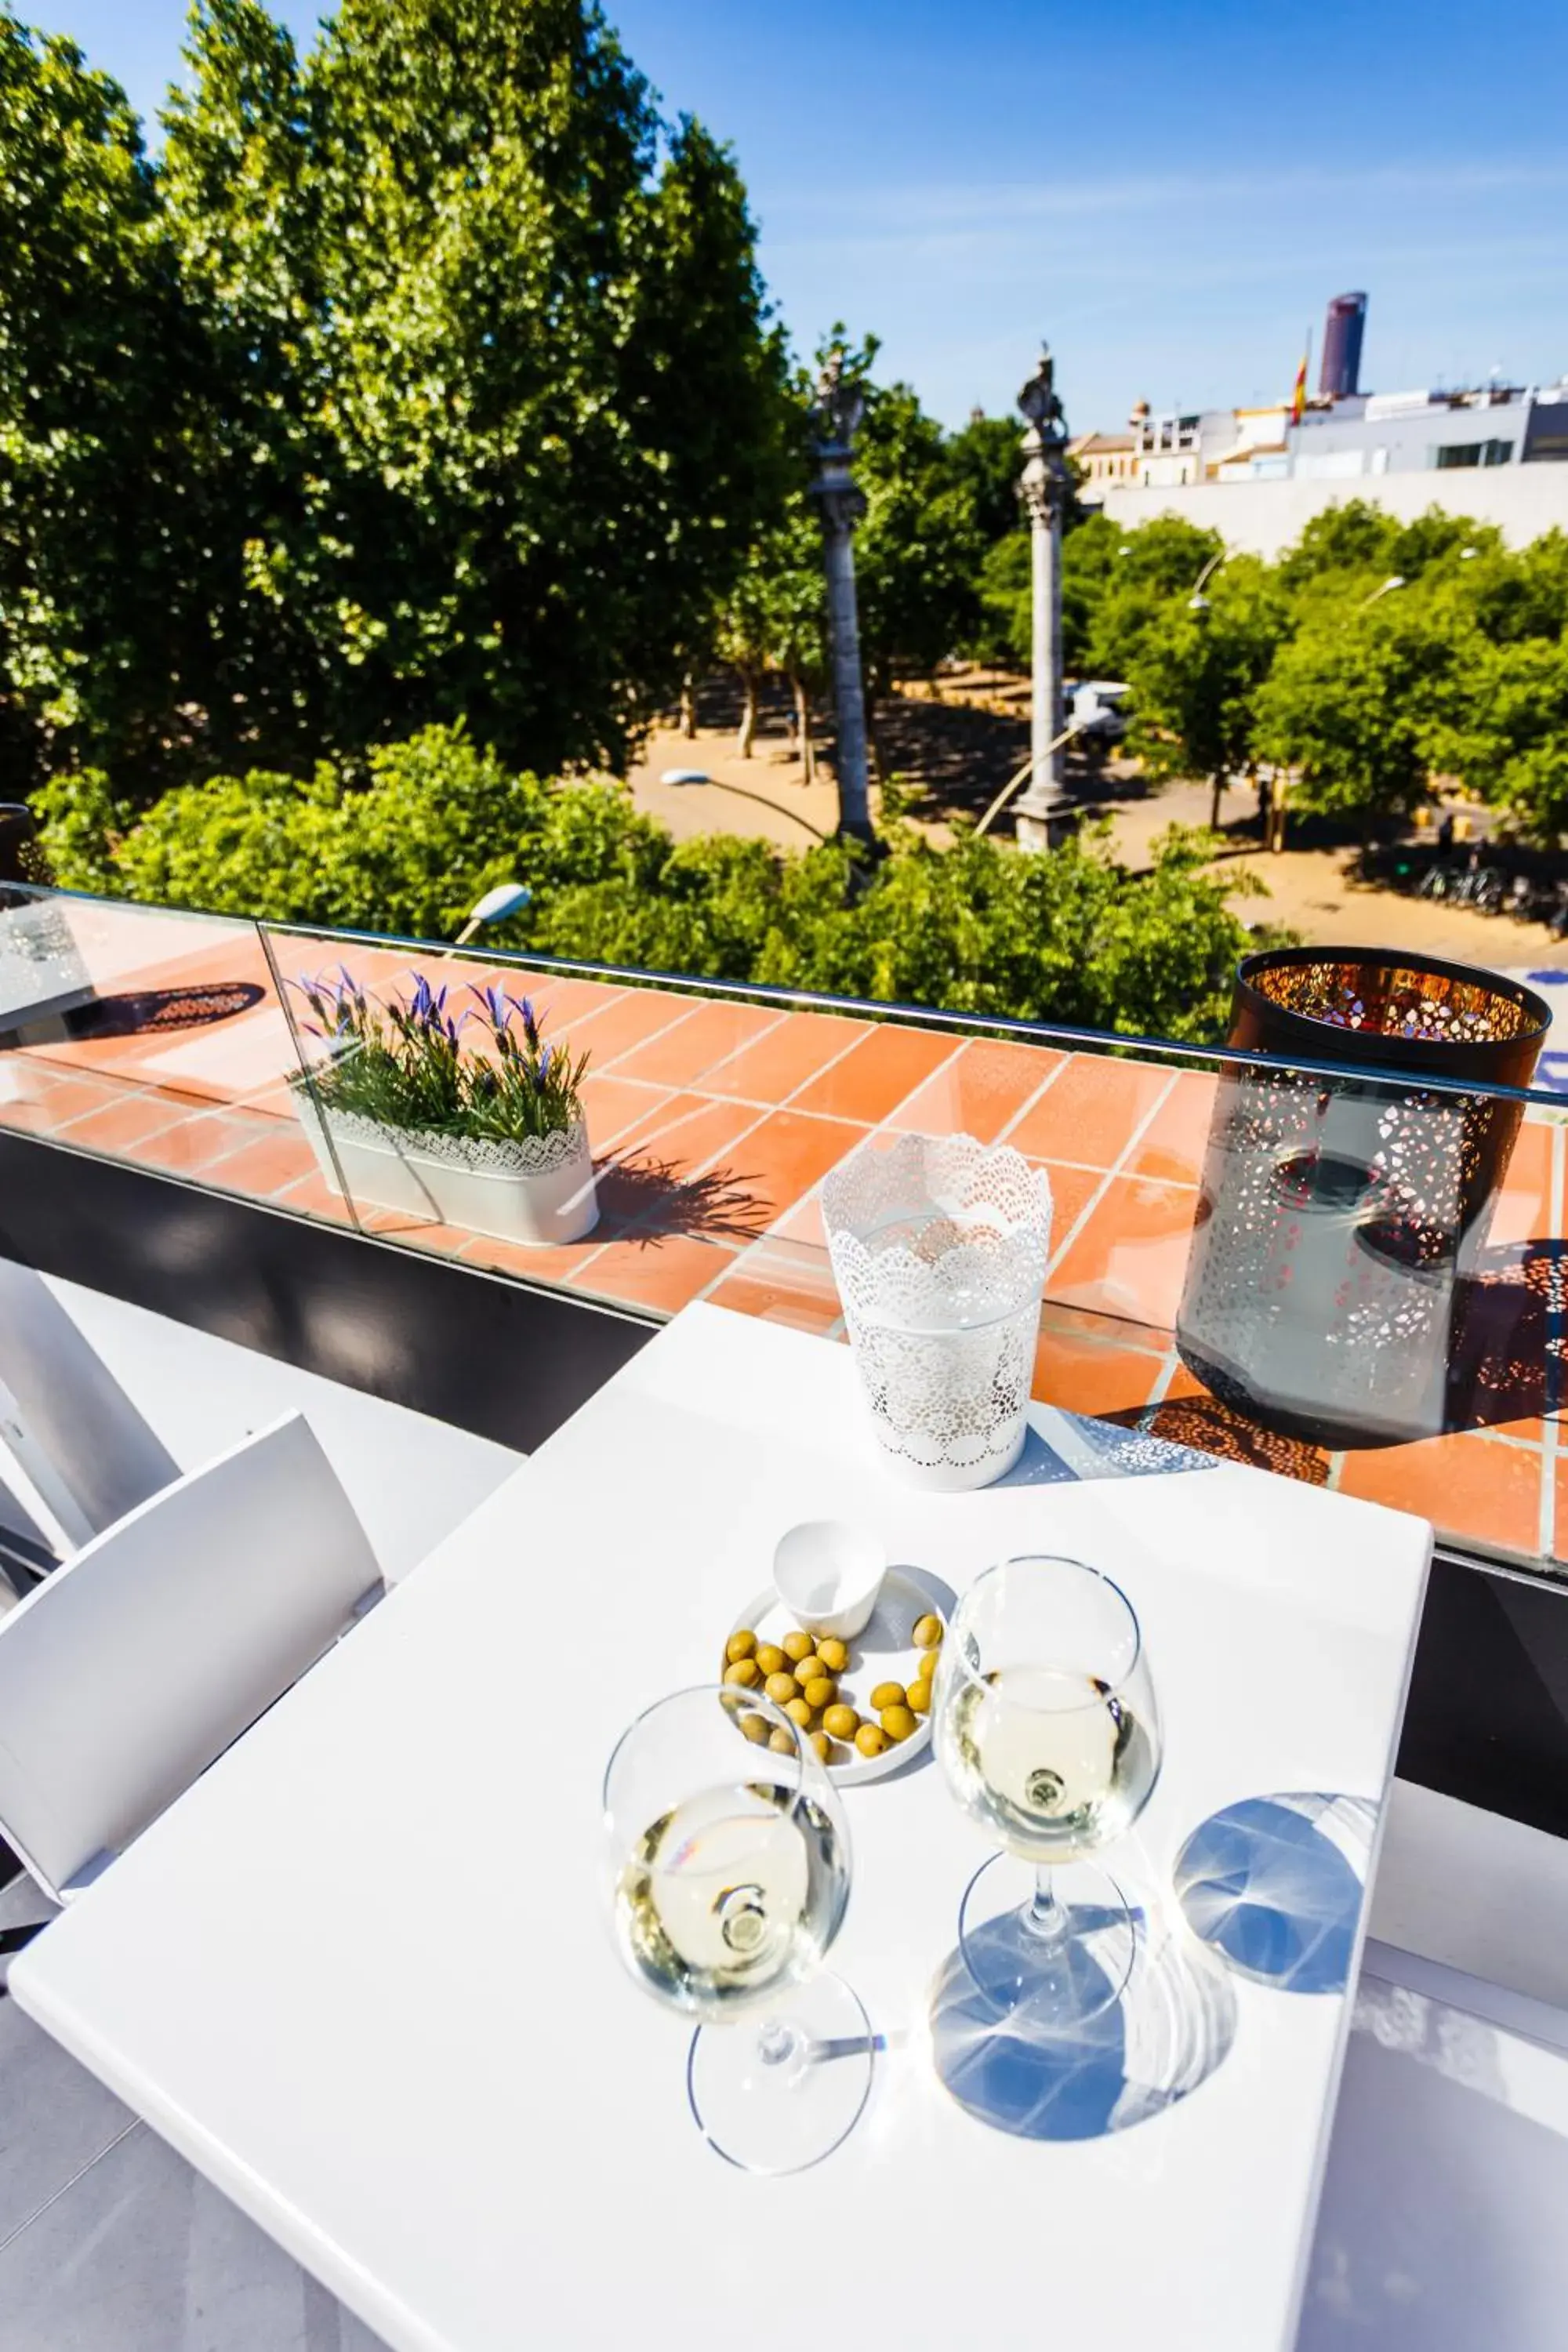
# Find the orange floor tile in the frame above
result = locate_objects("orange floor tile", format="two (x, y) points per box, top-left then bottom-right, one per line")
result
(700, 1109), (867, 1224)
(1033, 1312), (1170, 1421)
(888, 1036), (1063, 1144)
(1047, 1174), (1202, 1329)
(698, 1010), (871, 1105)
(607, 998), (786, 1091)
(1339, 1431), (1544, 1557)
(1006, 1054), (1174, 1171)
(1125, 1072), (1219, 1189)
(787, 1022), (957, 1124)
(571, 1232), (739, 1314)
(556, 987), (697, 1071)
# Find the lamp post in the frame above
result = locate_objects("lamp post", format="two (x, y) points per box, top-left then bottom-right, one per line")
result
(807, 350), (874, 846)
(1014, 346), (1073, 851)
(659, 769), (831, 846)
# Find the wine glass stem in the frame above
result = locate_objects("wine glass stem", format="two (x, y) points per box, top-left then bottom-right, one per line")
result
(1025, 1866), (1068, 1948)
(756, 2020), (800, 2069)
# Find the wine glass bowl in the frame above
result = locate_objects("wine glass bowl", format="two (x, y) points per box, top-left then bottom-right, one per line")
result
(602, 1684), (873, 2172)
(605, 1684), (849, 2022)
(933, 1555), (1162, 2038)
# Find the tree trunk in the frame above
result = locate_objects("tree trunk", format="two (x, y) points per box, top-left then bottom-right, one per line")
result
(678, 673), (697, 739)
(736, 667), (757, 759)
(792, 673), (815, 785)
(1209, 771), (1225, 832)
(1269, 777), (1287, 855)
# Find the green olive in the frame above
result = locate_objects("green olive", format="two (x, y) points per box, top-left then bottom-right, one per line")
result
(764, 1671), (799, 1708)
(768, 1726), (796, 1755)
(815, 1638), (849, 1674)
(906, 1679), (931, 1715)
(880, 1703), (917, 1743)
(782, 1630), (814, 1664)
(870, 1680), (907, 1711)
(803, 1675), (837, 1712)
(855, 1723), (888, 1759)
(913, 1614), (943, 1651)
(822, 1702), (860, 1740)
(785, 1696), (814, 1730)
(727, 1630), (758, 1663)
(808, 1732), (833, 1766)
(793, 1654), (824, 1689)
(755, 1644), (788, 1678)
(739, 1712), (771, 1746)
(723, 1657), (760, 1689)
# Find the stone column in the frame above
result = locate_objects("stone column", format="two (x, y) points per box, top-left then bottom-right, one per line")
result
(808, 353), (873, 844)
(1013, 347), (1073, 854)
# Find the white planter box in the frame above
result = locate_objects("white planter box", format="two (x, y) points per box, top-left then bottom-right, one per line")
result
(296, 1095), (598, 1247)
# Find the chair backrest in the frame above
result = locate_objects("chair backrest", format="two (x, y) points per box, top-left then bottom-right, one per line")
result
(0, 1412), (382, 1902)
(0, 1262), (179, 1548)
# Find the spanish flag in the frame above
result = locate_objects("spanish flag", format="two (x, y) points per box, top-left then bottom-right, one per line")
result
(1290, 348), (1308, 425)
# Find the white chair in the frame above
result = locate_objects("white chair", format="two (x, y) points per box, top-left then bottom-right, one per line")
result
(0, 1412), (382, 1917)
(0, 1260), (179, 1557)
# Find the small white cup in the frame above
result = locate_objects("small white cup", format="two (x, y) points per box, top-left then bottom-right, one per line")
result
(772, 1520), (887, 1642)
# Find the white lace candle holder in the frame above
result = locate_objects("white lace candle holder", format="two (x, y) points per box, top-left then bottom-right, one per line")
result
(822, 1131), (1052, 1493)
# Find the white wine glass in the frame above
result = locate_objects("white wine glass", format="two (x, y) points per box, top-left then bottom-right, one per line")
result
(602, 1683), (874, 2173)
(932, 1553), (1162, 2038)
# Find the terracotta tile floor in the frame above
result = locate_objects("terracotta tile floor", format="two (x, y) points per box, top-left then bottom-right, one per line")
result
(3, 908), (1565, 1574)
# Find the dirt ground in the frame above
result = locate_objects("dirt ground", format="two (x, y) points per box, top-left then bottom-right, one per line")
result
(626, 677), (1568, 974)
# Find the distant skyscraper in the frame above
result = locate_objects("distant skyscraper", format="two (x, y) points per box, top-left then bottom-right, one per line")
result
(1319, 292), (1367, 400)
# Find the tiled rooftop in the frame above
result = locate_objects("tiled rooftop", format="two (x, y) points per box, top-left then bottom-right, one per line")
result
(2, 898), (1562, 1572)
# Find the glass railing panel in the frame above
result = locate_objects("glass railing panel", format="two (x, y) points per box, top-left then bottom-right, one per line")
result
(258, 916), (1568, 1580)
(260, 920), (884, 1303)
(0, 884), (358, 1231)
(8, 886), (1562, 1577)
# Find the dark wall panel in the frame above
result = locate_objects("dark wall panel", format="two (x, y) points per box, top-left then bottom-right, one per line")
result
(0, 1130), (652, 1455)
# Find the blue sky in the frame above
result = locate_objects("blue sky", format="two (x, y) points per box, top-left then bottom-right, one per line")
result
(22, 0), (1568, 431)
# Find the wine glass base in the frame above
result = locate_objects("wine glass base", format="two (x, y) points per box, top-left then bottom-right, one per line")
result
(687, 1973), (874, 2174)
(957, 1852), (1136, 2038)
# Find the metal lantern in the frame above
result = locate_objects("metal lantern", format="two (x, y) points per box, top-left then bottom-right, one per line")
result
(1176, 949), (1550, 1450)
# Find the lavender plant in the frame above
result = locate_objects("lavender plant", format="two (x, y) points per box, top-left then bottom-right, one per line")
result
(292, 971), (591, 1145)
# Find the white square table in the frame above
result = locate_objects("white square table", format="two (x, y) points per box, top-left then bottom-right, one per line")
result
(12, 1305), (1432, 2352)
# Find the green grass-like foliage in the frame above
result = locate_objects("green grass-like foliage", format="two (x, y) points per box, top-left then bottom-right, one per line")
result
(293, 971), (589, 1146)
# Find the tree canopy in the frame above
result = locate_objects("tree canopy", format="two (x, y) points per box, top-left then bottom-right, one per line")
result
(36, 724), (1262, 1042)
(2, 0), (789, 799)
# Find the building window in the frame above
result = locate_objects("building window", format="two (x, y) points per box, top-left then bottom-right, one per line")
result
(1482, 439), (1514, 466)
(1434, 443), (1482, 469)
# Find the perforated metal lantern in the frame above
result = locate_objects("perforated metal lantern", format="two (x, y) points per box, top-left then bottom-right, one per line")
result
(1175, 949), (1549, 1450)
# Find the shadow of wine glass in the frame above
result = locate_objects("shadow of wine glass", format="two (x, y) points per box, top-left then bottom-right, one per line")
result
(1172, 1792), (1377, 1995)
(930, 1907), (1237, 2142)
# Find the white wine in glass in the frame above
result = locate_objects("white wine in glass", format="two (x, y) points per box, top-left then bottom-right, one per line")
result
(942, 1665), (1160, 1864)
(615, 1780), (848, 2016)
(603, 1686), (873, 2173)
(933, 1555), (1163, 2039)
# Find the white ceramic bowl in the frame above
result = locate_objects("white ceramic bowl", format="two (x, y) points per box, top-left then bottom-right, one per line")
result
(772, 1519), (887, 1642)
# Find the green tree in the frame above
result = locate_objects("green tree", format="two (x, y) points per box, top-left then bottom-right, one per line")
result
(0, 12), (216, 795)
(1254, 593), (1473, 833)
(943, 412), (1023, 548)
(1127, 557), (1294, 825)
(844, 347), (983, 706)
(1075, 514), (1223, 680)
(6, 0), (791, 797)
(1432, 637), (1568, 842)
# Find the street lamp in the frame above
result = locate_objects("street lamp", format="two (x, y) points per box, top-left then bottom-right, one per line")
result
(451, 880), (532, 949)
(659, 769), (832, 846)
(1188, 551), (1225, 612)
(1013, 343), (1073, 851)
(1359, 575), (1406, 610)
